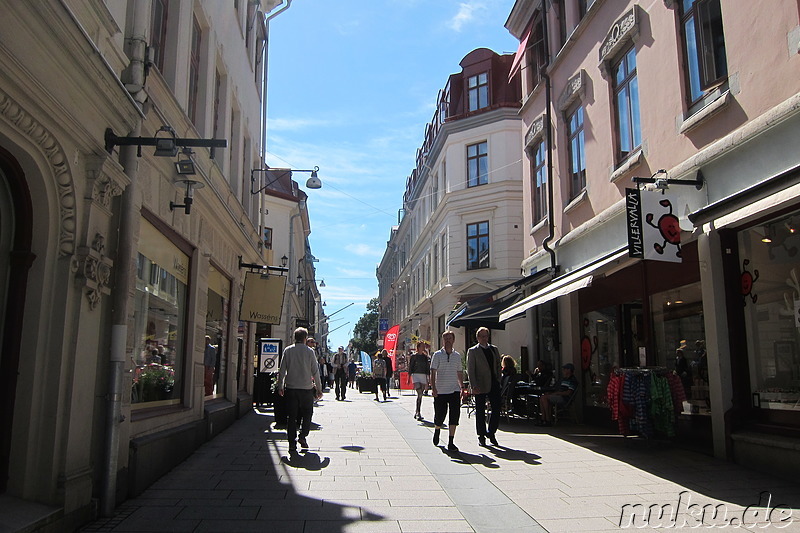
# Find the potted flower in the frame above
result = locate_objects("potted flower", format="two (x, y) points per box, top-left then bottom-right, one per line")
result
(138, 364), (175, 402)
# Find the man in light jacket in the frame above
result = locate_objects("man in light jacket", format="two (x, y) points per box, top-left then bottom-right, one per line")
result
(466, 327), (502, 447)
(278, 327), (322, 454)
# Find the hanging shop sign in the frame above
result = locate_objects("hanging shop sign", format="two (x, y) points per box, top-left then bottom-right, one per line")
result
(626, 188), (682, 263)
(239, 271), (286, 324)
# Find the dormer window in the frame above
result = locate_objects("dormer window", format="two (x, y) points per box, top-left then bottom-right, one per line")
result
(468, 72), (489, 111)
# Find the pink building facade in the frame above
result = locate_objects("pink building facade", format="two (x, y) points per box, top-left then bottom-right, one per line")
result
(504, 0), (800, 476)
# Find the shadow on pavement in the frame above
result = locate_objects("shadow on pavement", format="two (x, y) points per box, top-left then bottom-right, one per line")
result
(499, 416), (800, 510)
(80, 406), (381, 532)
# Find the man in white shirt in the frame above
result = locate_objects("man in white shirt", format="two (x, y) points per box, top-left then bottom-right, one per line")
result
(278, 328), (322, 454)
(333, 346), (348, 401)
(430, 330), (464, 452)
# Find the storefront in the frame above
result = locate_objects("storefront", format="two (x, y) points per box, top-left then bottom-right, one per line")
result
(132, 217), (190, 408)
(577, 242), (712, 448)
(736, 207), (800, 423)
(206, 265), (231, 398)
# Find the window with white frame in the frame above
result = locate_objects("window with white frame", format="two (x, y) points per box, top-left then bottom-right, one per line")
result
(467, 72), (489, 111)
(613, 46), (642, 162)
(679, 0), (728, 106)
(467, 142), (488, 187)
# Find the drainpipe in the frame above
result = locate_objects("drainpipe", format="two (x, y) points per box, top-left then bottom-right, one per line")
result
(101, 0), (148, 517)
(540, 0), (557, 275)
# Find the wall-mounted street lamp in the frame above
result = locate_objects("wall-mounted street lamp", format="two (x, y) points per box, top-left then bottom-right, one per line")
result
(169, 148), (204, 214)
(105, 125), (227, 215)
(250, 166), (322, 194)
(105, 125), (227, 157)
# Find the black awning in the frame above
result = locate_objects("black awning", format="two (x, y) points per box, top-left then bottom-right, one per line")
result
(445, 270), (549, 330)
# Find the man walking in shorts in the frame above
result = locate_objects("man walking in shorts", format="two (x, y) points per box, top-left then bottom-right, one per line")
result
(430, 331), (464, 452)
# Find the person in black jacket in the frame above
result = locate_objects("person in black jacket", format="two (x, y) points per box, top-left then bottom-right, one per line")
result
(409, 341), (431, 420)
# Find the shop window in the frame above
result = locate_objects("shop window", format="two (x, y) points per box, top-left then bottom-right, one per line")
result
(206, 266), (231, 398)
(651, 282), (708, 414)
(132, 220), (189, 407)
(581, 307), (619, 408)
(741, 211), (800, 411)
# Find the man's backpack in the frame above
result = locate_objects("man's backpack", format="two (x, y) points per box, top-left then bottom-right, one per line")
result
(373, 357), (386, 378)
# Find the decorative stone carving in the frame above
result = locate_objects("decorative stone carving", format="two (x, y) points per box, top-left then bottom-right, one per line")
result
(74, 232), (114, 310)
(600, 5), (641, 63)
(0, 88), (76, 256)
(558, 70), (586, 111)
(599, 6), (640, 64)
(525, 114), (547, 148)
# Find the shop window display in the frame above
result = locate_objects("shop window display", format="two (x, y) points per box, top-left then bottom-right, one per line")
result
(650, 282), (707, 415)
(205, 266), (230, 398)
(131, 220), (189, 407)
(582, 306), (619, 408)
(741, 211), (800, 411)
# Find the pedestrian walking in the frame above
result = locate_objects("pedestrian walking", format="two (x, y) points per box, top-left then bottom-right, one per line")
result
(430, 330), (464, 452)
(347, 360), (357, 388)
(466, 327), (502, 447)
(373, 350), (390, 402)
(333, 346), (348, 400)
(409, 341), (430, 420)
(277, 327), (323, 454)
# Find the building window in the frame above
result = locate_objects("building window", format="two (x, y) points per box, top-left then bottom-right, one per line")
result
(526, 12), (546, 90)
(433, 243), (439, 282)
(578, 0), (589, 19)
(554, 0), (568, 49)
(212, 71), (222, 140)
(150, 0), (168, 72)
(466, 221), (489, 270)
(567, 105), (586, 198)
(467, 141), (488, 187)
(132, 219), (189, 407)
(440, 232), (447, 278)
(532, 140), (547, 223)
(188, 17), (202, 125)
(613, 46), (642, 162)
(680, 0), (728, 105)
(263, 227), (273, 250)
(205, 266), (231, 398)
(467, 72), (489, 111)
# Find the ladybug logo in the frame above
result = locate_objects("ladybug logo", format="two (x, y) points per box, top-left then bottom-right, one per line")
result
(645, 199), (681, 258)
(740, 259), (759, 305)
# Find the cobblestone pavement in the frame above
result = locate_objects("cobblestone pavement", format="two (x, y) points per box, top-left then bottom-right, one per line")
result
(80, 387), (800, 532)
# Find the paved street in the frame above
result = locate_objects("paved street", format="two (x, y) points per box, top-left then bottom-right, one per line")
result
(82, 388), (800, 532)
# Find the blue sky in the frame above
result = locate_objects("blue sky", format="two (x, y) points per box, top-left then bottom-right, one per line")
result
(266, 0), (518, 350)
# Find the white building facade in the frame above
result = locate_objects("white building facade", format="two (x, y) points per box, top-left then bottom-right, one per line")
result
(378, 49), (529, 363)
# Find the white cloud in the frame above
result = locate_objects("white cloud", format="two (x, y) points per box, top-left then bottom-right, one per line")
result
(447, 2), (484, 32)
(344, 243), (384, 258)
